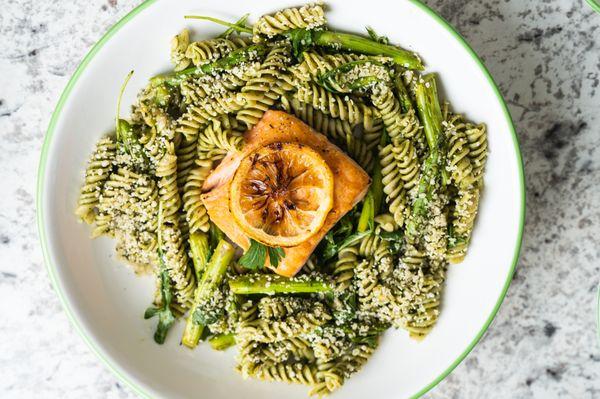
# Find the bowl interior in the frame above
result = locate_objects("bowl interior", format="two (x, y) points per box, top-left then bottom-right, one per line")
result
(38, 0), (524, 398)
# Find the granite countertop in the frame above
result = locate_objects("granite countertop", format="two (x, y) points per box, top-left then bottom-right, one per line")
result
(1, 0), (599, 397)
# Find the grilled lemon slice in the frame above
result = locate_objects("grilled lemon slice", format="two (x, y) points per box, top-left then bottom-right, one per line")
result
(230, 142), (334, 247)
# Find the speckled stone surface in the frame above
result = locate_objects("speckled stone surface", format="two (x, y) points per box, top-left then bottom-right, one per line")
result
(1, 0), (599, 398)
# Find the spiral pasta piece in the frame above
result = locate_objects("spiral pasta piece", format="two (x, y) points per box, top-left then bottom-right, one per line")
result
(371, 85), (404, 139)
(236, 44), (294, 128)
(160, 216), (196, 309)
(395, 246), (446, 339)
(94, 168), (159, 271)
(253, 4), (326, 38)
(294, 83), (364, 126)
(182, 159), (212, 234)
(180, 64), (257, 103)
(447, 186), (480, 264)
(445, 127), (476, 188)
(395, 139), (420, 191)
(76, 137), (116, 224)
(156, 142), (181, 219)
(184, 37), (250, 67)
(176, 90), (245, 139)
(238, 302), (331, 343)
(175, 135), (197, 193)
(197, 119), (244, 161)
(291, 52), (367, 83)
(258, 297), (310, 319)
(170, 29), (191, 71)
(465, 123), (487, 183)
(332, 244), (360, 292)
(379, 143), (407, 226)
(310, 344), (375, 396)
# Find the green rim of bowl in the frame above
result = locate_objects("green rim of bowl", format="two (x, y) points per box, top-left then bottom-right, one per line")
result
(585, 0), (600, 13)
(36, 1), (526, 398)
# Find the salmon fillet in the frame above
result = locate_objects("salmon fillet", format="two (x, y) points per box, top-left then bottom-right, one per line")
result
(202, 110), (371, 277)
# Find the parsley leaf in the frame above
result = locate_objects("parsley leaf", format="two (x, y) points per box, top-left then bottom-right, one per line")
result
(238, 239), (267, 270)
(268, 246), (285, 268)
(239, 239), (285, 270)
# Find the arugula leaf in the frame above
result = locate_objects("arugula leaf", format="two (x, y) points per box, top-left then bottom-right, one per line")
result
(239, 239), (285, 270)
(287, 29), (314, 60)
(352, 333), (380, 349)
(334, 213), (354, 238)
(379, 230), (404, 255)
(321, 232), (338, 261)
(366, 26), (390, 45)
(338, 230), (371, 251)
(144, 204), (176, 344)
(144, 267), (176, 344)
(218, 14), (249, 38)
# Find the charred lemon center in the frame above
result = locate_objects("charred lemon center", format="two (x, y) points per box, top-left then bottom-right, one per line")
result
(230, 142), (334, 247)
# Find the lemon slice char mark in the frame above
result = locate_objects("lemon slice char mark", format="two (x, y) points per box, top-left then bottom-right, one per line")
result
(230, 142), (335, 248)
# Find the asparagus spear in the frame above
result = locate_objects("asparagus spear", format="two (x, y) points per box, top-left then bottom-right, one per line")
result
(405, 73), (445, 240)
(357, 131), (386, 233)
(189, 232), (210, 281)
(151, 45), (267, 87)
(209, 333), (236, 350)
(184, 16), (423, 70)
(182, 239), (235, 349)
(229, 274), (333, 295)
(313, 31), (423, 70)
(393, 69), (414, 113)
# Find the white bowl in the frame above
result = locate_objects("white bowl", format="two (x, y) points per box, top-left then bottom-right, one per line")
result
(37, 0), (525, 398)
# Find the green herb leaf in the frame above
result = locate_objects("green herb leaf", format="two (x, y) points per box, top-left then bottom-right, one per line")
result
(239, 239), (285, 270)
(380, 230), (404, 255)
(239, 239), (267, 270)
(338, 230), (371, 251)
(144, 204), (176, 344)
(219, 14), (250, 38)
(144, 306), (159, 319)
(287, 29), (314, 60)
(334, 214), (354, 238)
(184, 15), (253, 34)
(321, 231), (338, 261)
(268, 246), (285, 268)
(353, 333), (380, 349)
